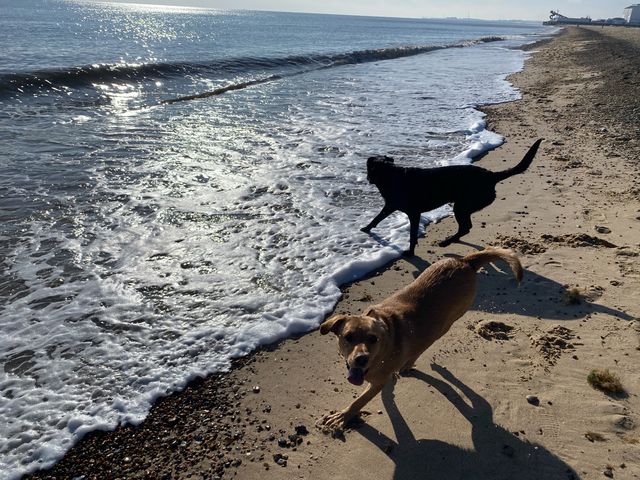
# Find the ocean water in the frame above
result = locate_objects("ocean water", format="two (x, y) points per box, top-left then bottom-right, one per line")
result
(0, 1), (549, 477)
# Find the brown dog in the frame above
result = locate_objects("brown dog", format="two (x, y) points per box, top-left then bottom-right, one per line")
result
(319, 247), (522, 428)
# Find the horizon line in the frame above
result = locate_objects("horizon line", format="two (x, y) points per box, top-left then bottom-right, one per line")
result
(74, 0), (545, 22)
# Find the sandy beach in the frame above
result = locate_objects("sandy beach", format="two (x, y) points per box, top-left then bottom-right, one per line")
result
(26, 26), (640, 480)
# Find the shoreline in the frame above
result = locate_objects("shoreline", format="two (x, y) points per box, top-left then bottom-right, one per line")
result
(25, 26), (640, 480)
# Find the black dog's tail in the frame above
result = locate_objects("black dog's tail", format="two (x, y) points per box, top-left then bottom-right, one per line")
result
(492, 139), (542, 183)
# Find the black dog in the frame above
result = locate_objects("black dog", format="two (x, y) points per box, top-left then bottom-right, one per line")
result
(361, 139), (542, 255)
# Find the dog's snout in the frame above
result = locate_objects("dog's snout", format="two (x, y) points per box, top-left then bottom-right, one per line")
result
(354, 354), (368, 368)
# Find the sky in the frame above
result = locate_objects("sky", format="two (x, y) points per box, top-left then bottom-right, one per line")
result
(91, 0), (636, 21)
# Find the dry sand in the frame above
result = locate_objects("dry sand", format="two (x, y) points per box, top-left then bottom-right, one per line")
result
(27, 26), (640, 480)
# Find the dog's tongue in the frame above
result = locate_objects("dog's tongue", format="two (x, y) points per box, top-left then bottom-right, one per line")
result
(347, 367), (365, 386)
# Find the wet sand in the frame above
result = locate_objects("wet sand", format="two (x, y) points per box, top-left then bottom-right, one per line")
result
(27, 26), (640, 480)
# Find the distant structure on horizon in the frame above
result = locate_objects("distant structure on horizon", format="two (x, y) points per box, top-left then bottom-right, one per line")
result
(544, 10), (591, 25)
(624, 4), (640, 23)
(543, 6), (640, 26)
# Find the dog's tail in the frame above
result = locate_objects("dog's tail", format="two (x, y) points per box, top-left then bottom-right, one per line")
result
(462, 247), (523, 282)
(492, 139), (542, 183)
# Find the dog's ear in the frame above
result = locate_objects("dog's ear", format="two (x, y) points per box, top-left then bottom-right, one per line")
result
(364, 307), (391, 333)
(320, 314), (348, 336)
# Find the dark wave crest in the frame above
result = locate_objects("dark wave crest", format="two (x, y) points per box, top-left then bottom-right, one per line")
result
(0, 36), (505, 101)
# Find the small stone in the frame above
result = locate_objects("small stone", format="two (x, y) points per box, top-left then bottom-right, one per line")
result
(294, 424), (309, 435)
(595, 225), (611, 234)
(526, 395), (540, 406)
(277, 438), (289, 448)
(273, 453), (287, 467)
(252, 386), (261, 394)
(604, 467), (614, 478)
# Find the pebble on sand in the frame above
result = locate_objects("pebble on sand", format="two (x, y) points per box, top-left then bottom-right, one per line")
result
(526, 395), (540, 406)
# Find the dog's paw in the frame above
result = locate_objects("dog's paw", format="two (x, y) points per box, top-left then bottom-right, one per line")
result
(318, 409), (356, 430)
(399, 367), (417, 377)
(438, 238), (453, 247)
(402, 249), (415, 257)
(360, 227), (372, 234)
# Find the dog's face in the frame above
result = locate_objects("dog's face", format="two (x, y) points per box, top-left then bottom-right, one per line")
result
(320, 313), (388, 386)
(366, 156), (394, 184)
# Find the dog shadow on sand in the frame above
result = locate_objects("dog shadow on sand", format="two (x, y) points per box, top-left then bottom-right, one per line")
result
(356, 364), (580, 480)
(404, 240), (634, 322)
(469, 259), (634, 322)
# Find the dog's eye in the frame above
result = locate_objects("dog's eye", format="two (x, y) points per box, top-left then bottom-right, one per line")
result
(367, 335), (378, 344)
(344, 333), (355, 343)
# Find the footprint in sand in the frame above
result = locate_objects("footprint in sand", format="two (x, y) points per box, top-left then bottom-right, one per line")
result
(531, 326), (576, 364)
(616, 247), (640, 278)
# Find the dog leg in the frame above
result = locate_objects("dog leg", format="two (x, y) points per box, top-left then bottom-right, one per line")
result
(320, 382), (385, 428)
(361, 205), (394, 233)
(439, 206), (472, 247)
(399, 354), (422, 374)
(404, 213), (421, 256)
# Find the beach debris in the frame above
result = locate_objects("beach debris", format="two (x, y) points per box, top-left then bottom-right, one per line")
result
(585, 431), (606, 442)
(615, 416), (634, 431)
(475, 320), (514, 340)
(541, 233), (617, 248)
(595, 225), (611, 234)
(532, 326), (575, 363)
(276, 426), (308, 449)
(604, 465), (614, 478)
(273, 453), (288, 467)
(562, 284), (604, 304)
(587, 369), (625, 394)
(526, 395), (540, 406)
(562, 286), (583, 305)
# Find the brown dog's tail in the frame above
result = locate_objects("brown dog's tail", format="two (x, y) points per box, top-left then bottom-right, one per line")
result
(492, 139), (542, 183)
(462, 247), (523, 282)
